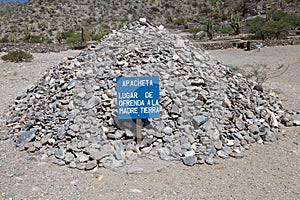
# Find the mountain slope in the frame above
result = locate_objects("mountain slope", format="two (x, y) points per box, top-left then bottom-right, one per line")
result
(0, 0), (299, 43)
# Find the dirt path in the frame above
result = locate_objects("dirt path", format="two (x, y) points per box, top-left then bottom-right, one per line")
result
(0, 46), (299, 199)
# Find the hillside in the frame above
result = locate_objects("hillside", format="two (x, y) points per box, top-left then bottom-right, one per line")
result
(0, 0), (299, 44)
(0, 2), (21, 15)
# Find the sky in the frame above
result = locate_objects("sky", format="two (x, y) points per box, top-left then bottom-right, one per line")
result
(0, 0), (28, 2)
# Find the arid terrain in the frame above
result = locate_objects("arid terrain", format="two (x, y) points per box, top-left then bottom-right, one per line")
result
(0, 45), (299, 199)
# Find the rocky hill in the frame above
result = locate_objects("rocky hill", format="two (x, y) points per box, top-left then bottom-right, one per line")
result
(0, 0), (299, 43)
(0, 2), (21, 15)
(5, 20), (292, 170)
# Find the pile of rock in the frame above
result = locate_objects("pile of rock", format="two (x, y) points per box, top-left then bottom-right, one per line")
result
(5, 20), (290, 170)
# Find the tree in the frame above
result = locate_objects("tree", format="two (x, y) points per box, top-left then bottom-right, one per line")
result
(262, 20), (291, 39)
(245, 16), (267, 40)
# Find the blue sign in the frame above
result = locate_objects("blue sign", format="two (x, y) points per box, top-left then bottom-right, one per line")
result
(116, 76), (160, 119)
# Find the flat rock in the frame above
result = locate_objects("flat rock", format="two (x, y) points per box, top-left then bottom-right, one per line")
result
(182, 156), (197, 166)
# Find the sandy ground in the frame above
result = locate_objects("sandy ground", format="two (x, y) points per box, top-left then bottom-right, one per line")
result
(0, 46), (299, 199)
(208, 45), (300, 111)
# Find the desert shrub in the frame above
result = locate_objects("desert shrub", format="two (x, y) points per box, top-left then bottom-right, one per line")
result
(214, 25), (232, 34)
(174, 17), (187, 26)
(244, 16), (266, 39)
(242, 64), (288, 85)
(185, 28), (202, 39)
(30, 35), (44, 43)
(1, 50), (33, 63)
(65, 32), (82, 44)
(92, 26), (104, 41)
(244, 10), (298, 39)
(0, 37), (9, 43)
(61, 31), (74, 40)
(200, 7), (213, 15)
(262, 20), (290, 39)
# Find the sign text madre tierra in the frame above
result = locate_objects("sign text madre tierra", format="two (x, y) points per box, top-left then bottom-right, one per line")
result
(116, 76), (160, 119)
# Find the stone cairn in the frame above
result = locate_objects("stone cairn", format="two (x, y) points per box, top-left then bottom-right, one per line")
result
(5, 20), (289, 170)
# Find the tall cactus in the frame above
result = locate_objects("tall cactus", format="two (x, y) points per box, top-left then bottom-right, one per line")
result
(81, 27), (87, 47)
(56, 31), (62, 44)
(206, 21), (214, 40)
(9, 33), (17, 43)
(81, 26), (92, 47)
(24, 25), (32, 43)
(230, 13), (242, 35)
(266, 11), (273, 22)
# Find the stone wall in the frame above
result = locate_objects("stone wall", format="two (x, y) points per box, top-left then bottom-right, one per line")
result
(1, 37), (300, 53)
(197, 37), (300, 50)
(0, 43), (75, 53)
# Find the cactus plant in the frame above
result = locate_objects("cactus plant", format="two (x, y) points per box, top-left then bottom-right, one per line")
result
(206, 21), (214, 40)
(81, 26), (92, 47)
(230, 12), (242, 35)
(24, 25), (32, 43)
(56, 31), (63, 44)
(9, 33), (17, 43)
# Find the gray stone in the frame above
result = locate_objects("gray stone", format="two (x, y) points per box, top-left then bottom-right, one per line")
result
(16, 128), (38, 144)
(174, 82), (186, 93)
(101, 156), (123, 169)
(182, 156), (197, 166)
(77, 140), (89, 149)
(192, 115), (208, 127)
(65, 152), (75, 163)
(293, 119), (300, 126)
(84, 160), (98, 170)
(205, 157), (215, 165)
(114, 148), (125, 160)
(69, 124), (80, 132)
(84, 96), (101, 110)
(127, 167), (144, 174)
(261, 132), (278, 142)
(208, 128), (220, 141)
(217, 150), (229, 158)
(76, 152), (90, 163)
(170, 104), (180, 115)
(54, 148), (65, 160)
(183, 150), (195, 157)
(235, 120), (245, 130)
(248, 124), (259, 134)
(157, 147), (177, 161)
(163, 127), (173, 135)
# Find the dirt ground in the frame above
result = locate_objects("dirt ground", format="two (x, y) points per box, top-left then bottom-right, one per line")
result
(0, 45), (299, 199)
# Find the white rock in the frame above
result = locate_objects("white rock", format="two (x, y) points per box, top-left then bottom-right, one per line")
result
(139, 18), (147, 23)
(158, 25), (164, 30)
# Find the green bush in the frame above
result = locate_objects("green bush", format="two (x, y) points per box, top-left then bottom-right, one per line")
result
(30, 35), (44, 43)
(92, 26), (104, 41)
(244, 10), (299, 40)
(214, 25), (232, 34)
(0, 37), (9, 43)
(65, 32), (82, 44)
(284, 14), (300, 29)
(262, 20), (290, 39)
(61, 31), (75, 40)
(174, 17), (187, 27)
(244, 16), (266, 39)
(1, 50), (33, 63)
